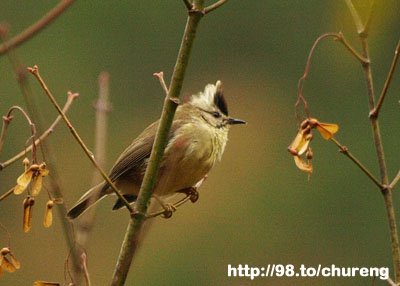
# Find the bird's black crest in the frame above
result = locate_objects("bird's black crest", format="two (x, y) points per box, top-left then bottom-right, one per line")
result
(214, 90), (228, 115)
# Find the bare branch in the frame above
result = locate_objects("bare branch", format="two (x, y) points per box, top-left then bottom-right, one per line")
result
(203, 0), (229, 14)
(370, 40), (400, 118)
(153, 71), (169, 95)
(296, 32), (367, 121)
(330, 137), (382, 189)
(0, 0), (75, 55)
(0, 92), (78, 170)
(27, 65), (133, 213)
(390, 170), (400, 190)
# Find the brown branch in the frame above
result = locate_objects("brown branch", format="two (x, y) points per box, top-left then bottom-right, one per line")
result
(370, 40), (400, 118)
(0, 0), (75, 55)
(0, 106), (37, 162)
(81, 252), (91, 286)
(346, 1), (400, 280)
(330, 137), (382, 189)
(153, 72), (169, 95)
(27, 65), (133, 214)
(296, 32), (367, 121)
(74, 72), (111, 281)
(203, 0), (229, 14)
(0, 92), (78, 170)
(390, 170), (400, 190)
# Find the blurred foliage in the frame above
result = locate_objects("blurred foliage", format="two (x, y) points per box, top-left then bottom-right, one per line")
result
(0, 1), (400, 285)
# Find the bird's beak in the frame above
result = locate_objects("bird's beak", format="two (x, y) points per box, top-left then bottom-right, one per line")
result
(227, 117), (246, 125)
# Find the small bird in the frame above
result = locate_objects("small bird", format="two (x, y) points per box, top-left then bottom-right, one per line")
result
(67, 81), (245, 219)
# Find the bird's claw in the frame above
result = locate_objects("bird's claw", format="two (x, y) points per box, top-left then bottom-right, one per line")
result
(161, 203), (176, 219)
(177, 187), (199, 203)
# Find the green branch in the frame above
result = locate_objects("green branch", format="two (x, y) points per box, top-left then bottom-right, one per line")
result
(346, 0), (400, 281)
(110, 0), (229, 284)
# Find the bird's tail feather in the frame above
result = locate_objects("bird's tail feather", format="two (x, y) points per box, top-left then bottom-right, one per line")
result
(67, 183), (106, 219)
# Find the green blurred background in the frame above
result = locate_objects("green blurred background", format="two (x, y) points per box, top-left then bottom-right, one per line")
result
(1, 1), (400, 285)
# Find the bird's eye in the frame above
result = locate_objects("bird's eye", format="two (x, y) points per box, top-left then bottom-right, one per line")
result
(212, 111), (221, 118)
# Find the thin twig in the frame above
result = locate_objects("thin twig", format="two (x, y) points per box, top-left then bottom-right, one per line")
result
(370, 40), (400, 118)
(81, 252), (91, 286)
(387, 277), (399, 286)
(0, 92), (78, 170)
(153, 72), (169, 95)
(390, 170), (400, 190)
(0, 113), (13, 155)
(0, 188), (14, 202)
(330, 137), (382, 189)
(0, 0), (75, 55)
(74, 72), (111, 281)
(346, 1), (400, 281)
(0, 106), (37, 162)
(296, 32), (367, 120)
(111, 0), (215, 284)
(337, 32), (369, 64)
(1, 28), (81, 275)
(203, 0), (229, 14)
(27, 65), (133, 213)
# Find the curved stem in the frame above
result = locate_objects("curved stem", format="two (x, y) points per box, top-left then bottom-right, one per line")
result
(0, 92), (78, 170)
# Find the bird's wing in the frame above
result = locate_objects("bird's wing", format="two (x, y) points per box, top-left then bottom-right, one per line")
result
(105, 117), (183, 186)
(107, 121), (159, 183)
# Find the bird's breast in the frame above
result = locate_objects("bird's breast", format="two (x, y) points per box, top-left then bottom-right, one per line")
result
(155, 122), (227, 196)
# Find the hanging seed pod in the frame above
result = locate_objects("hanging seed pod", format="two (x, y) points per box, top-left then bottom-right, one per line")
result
(43, 200), (54, 228)
(23, 197), (35, 233)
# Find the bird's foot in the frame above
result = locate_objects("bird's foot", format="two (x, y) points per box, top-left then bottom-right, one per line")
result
(161, 203), (177, 219)
(177, 187), (199, 203)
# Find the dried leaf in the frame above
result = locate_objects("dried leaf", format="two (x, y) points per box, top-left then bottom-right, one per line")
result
(14, 171), (33, 195)
(294, 155), (313, 174)
(316, 122), (339, 140)
(31, 175), (43, 196)
(288, 129), (312, 156)
(23, 197), (35, 233)
(33, 281), (61, 286)
(9, 253), (20, 270)
(1, 256), (16, 273)
(43, 200), (54, 228)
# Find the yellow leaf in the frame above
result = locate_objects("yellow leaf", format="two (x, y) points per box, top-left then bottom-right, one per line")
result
(316, 122), (339, 140)
(31, 175), (43, 197)
(14, 171), (33, 195)
(9, 253), (20, 270)
(294, 155), (313, 174)
(288, 130), (311, 156)
(1, 256), (16, 273)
